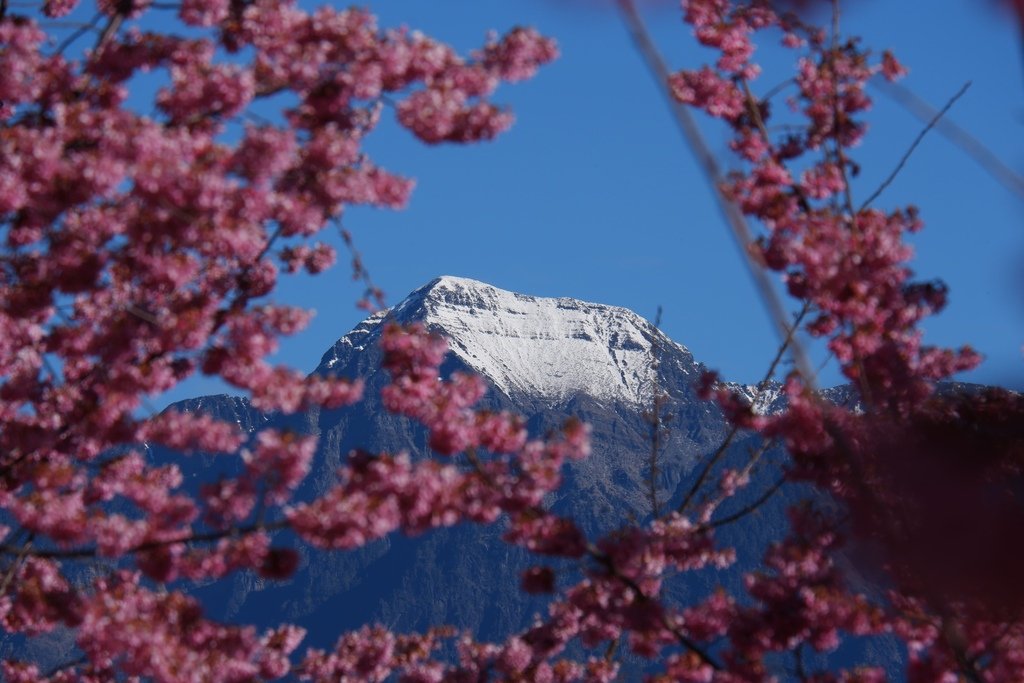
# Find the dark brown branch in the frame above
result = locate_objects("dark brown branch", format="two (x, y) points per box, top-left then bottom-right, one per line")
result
(336, 218), (387, 311)
(695, 432), (774, 519)
(706, 475), (785, 529)
(678, 426), (738, 515)
(43, 656), (88, 680)
(942, 618), (985, 683)
(93, 12), (123, 56)
(860, 82), (971, 211)
(794, 644), (810, 683)
(603, 636), (620, 663)
(829, 0), (856, 218)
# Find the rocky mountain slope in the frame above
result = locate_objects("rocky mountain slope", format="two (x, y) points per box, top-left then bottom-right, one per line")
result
(163, 276), (894, 672)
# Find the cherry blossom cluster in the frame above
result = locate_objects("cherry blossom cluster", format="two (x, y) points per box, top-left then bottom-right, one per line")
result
(0, 0), (1018, 679)
(672, 0), (978, 412)
(290, 324), (591, 556)
(0, 0), (564, 678)
(671, 1), (1024, 679)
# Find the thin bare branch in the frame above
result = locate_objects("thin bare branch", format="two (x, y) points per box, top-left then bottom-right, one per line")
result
(336, 218), (387, 312)
(678, 305), (806, 514)
(43, 656), (88, 680)
(860, 82), (971, 211)
(696, 432), (774, 519)
(603, 636), (620, 664)
(706, 475), (785, 529)
(943, 618), (985, 683)
(830, 0), (856, 218)
(794, 644), (810, 683)
(874, 78), (1024, 200)
(93, 11), (123, 56)
(53, 11), (103, 56)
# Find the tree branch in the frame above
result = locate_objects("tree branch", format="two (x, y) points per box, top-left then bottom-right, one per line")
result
(678, 305), (806, 514)
(873, 78), (1024, 200)
(705, 474), (784, 530)
(860, 82), (971, 211)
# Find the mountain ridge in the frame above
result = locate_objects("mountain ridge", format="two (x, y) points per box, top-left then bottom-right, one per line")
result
(316, 275), (700, 409)
(150, 276), (907, 676)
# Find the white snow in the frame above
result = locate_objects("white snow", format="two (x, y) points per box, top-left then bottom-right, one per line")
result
(730, 383), (784, 415)
(385, 276), (692, 407)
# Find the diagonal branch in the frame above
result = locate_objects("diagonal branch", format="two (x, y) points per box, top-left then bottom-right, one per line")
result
(873, 78), (1024, 200)
(705, 474), (785, 529)
(860, 81), (971, 211)
(678, 305), (806, 514)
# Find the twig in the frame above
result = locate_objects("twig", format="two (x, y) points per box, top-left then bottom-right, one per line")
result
(93, 11), (123, 56)
(603, 636), (620, 663)
(874, 78), (1024, 200)
(336, 218), (387, 312)
(696, 432), (774, 518)
(761, 77), (796, 103)
(125, 302), (159, 325)
(678, 305), (806, 514)
(794, 644), (810, 683)
(43, 656), (88, 680)
(53, 12), (103, 56)
(705, 474), (785, 529)
(860, 81), (971, 211)
(942, 617), (985, 683)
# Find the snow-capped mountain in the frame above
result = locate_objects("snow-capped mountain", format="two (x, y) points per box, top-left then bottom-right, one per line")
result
(151, 277), (897, 674)
(318, 275), (699, 408)
(308, 276), (727, 529)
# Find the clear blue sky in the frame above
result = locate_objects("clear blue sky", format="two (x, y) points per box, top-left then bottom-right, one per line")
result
(147, 0), (1023, 406)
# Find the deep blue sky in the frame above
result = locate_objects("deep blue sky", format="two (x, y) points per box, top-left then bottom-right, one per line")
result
(148, 0), (1023, 406)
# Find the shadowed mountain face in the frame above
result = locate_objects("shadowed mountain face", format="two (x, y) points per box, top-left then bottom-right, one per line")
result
(164, 276), (899, 673)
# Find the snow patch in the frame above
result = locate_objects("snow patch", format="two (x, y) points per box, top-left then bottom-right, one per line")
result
(389, 276), (692, 407)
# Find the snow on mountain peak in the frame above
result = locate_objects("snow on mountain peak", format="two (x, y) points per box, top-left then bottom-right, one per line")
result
(378, 276), (692, 406)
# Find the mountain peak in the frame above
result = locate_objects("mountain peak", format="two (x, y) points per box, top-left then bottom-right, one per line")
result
(331, 276), (698, 407)
(422, 274), (492, 292)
